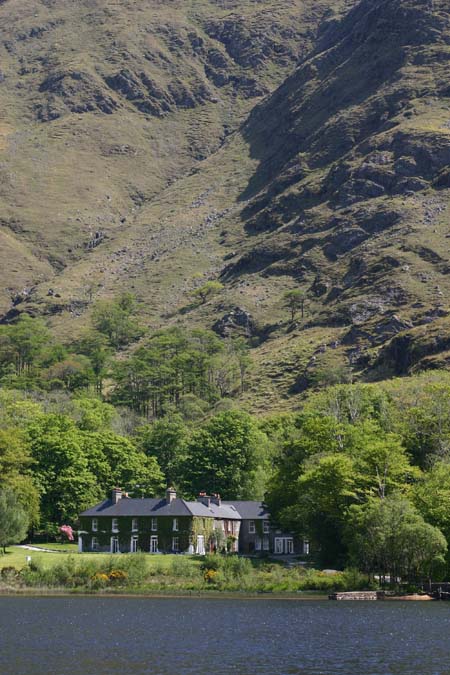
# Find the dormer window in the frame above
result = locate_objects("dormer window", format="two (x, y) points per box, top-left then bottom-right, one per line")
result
(132, 518), (138, 532)
(173, 518), (179, 532)
(112, 518), (119, 533)
(92, 518), (98, 532)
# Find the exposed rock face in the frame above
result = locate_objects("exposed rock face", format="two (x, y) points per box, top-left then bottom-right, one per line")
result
(38, 70), (119, 120)
(213, 307), (256, 337)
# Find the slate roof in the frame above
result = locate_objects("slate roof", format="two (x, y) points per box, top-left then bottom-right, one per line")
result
(81, 498), (192, 518)
(187, 501), (241, 520)
(222, 501), (270, 520)
(80, 497), (242, 520)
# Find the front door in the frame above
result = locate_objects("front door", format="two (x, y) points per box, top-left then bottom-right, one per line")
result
(111, 536), (119, 554)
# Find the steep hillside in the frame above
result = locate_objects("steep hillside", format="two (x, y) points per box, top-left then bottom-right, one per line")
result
(2, 0), (450, 412)
(0, 0), (351, 315)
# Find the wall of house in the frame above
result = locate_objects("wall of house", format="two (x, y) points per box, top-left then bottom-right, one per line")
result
(79, 515), (193, 553)
(79, 515), (219, 554)
(238, 519), (271, 554)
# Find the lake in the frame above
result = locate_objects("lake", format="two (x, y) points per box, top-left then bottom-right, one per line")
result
(0, 597), (449, 674)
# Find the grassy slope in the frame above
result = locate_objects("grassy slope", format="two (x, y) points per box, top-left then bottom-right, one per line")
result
(3, 0), (450, 412)
(0, 0), (351, 314)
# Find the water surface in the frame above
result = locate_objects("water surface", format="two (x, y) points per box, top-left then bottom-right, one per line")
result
(1, 597), (450, 675)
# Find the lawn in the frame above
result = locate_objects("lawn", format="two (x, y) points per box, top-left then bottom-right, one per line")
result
(0, 546), (201, 574)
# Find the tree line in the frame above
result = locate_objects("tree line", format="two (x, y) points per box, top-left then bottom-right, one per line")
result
(0, 300), (252, 416)
(3, 299), (450, 584)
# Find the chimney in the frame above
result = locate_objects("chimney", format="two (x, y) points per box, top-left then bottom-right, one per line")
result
(197, 491), (211, 507)
(166, 487), (177, 504)
(112, 487), (122, 504)
(212, 493), (221, 507)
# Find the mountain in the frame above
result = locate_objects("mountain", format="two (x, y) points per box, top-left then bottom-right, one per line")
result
(1, 0), (450, 412)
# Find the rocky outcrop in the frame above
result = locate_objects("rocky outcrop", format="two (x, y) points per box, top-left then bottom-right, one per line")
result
(37, 70), (119, 120)
(212, 307), (256, 337)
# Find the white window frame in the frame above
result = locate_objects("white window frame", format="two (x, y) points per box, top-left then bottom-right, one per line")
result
(92, 518), (98, 532)
(249, 520), (256, 534)
(274, 537), (283, 554)
(132, 518), (138, 532)
(303, 540), (310, 556)
(172, 537), (179, 552)
(263, 535), (270, 551)
(130, 535), (139, 553)
(173, 518), (178, 532)
(110, 536), (119, 554)
(263, 520), (270, 534)
(91, 537), (99, 551)
(151, 517), (157, 532)
(112, 518), (119, 533)
(150, 535), (158, 553)
(287, 538), (294, 555)
(255, 536), (262, 551)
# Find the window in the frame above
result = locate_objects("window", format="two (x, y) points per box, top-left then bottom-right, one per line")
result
(151, 517), (157, 531)
(263, 520), (270, 534)
(196, 535), (205, 555)
(112, 518), (119, 533)
(132, 518), (138, 532)
(111, 536), (119, 554)
(92, 518), (98, 532)
(173, 518), (178, 531)
(249, 520), (256, 534)
(274, 537), (294, 555)
(303, 540), (310, 556)
(130, 535), (138, 553)
(172, 537), (179, 552)
(91, 537), (99, 551)
(150, 535), (158, 553)
(263, 536), (270, 551)
(255, 536), (262, 551)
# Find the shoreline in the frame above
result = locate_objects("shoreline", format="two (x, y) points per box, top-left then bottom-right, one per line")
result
(0, 587), (438, 601)
(0, 586), (329, 600)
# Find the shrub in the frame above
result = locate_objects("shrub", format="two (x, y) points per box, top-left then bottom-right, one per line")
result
(108, 569), (128, 584)
(204, 569), (218, 584)
(1, 566), (19, 582)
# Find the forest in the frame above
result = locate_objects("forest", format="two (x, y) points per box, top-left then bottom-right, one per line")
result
(2, 303), (450, 582)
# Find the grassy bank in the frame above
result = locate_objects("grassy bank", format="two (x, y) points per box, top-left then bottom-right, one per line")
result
(0, 548), (371, 595)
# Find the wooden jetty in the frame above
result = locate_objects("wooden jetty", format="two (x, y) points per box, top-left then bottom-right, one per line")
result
(329, 591), (383, 601)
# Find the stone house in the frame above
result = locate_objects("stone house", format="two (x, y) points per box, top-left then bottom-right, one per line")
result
(78, 488), (298, 556)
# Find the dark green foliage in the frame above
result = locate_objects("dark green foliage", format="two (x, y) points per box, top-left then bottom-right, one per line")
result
(0, 488), (29, 553)
(138, 414), (188, 486)
(92, 293), (143, 349)
(111, 327), (238, 417)
(346, 496), (447, 584)
(181, 410), (268, 499)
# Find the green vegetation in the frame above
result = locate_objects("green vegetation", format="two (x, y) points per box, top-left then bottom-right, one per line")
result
(2, 363), (450, 587)
(0, 550), (369, 594)
(283, 290), (307, 322)
(2, 0), (450, 594)
(0, 489), (29, 554)
(192, 281), (224, 306)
